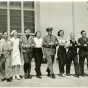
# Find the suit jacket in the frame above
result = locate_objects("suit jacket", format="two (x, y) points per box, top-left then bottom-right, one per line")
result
(42, 35), (58, 55)
(21, 34), (35, 53)
(78, 37), (88, 56)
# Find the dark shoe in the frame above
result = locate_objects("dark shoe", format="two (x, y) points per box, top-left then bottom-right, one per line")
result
(66, 73), (71, 76)
(47, 72), (51, 76)
(82, 74), (85, 77)
(6, 78), (12, 82)
(51, 74), (55, 79)
(75, 74), (79, 77)
(1, 78), (6, 82)
(36, 75), (42, 79)
(27, 76), (32, 79)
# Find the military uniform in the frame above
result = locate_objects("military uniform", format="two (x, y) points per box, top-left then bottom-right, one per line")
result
(42, 34), (58, 76)
(78, 37), (88, 76)
(66, 39), (79, 76)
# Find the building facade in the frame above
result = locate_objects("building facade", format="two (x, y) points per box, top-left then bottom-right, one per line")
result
(0, 1), (88, 41)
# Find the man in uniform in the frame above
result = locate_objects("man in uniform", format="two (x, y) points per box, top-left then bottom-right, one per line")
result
(66, 33), (79, 77)
(21, 28), (35, 79)
(78, 30), (88, 77)
(42, 27), (58, 79)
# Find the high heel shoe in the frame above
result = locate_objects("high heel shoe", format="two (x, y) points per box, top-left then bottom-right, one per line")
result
(16, 75), (20, 80)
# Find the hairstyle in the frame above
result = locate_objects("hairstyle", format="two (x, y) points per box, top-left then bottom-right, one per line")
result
(57, 30), (64, 36)
(24, 27), (30, 32)
(70, 33), (75, 36)
(35, 31), (40, 37)
(81, 30), (86, 35)
(2, 31), (7, 35)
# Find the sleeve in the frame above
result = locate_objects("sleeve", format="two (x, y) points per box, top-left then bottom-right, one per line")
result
(20, 36), (27, 48)
(42, 37), (47, 47)
(78, 38), (84, 48)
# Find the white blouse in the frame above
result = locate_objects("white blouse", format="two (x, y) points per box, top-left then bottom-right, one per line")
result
(34, 37), (43, 48)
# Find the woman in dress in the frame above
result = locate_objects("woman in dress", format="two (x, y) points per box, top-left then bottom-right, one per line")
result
(10, 30), (22, 80)
(33, 31), (43, 78)
(57, 30), (67, 77)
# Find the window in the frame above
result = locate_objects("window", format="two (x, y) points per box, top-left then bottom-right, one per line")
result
(0, 2), (7, 33)
(0, 1), (35, 34)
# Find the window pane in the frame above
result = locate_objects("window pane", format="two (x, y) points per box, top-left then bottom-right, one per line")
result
(0, 9), (7, 33)
(23, 1), (34, 10)
(10, 2), (21, 9)
(10, 10), (21, 33)
(0, 2), (7, 8)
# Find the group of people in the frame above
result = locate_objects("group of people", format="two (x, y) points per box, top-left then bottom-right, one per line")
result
(0, 27), (88, 82)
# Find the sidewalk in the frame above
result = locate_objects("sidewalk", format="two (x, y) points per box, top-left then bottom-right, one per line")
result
(0, 62), (88, 87)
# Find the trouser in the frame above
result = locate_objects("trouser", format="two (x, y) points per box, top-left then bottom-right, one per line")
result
(66, 52), (79, 75)
(46, 53), (55, 74)
(33, 48), (43, 76)
(57, 53), (67, 74)
(0, 54), (5, 78)
(46, 55), (54, 74)
(79, 51), (88, 75)
(2, 51), (11, 79)
(22, 52), (32, 77)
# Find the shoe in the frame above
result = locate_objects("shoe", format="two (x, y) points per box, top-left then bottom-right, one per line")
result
(47, 72), (51, 77)
(27, 76), (32, 79)
(1, 78), (6, 82)
(82, 74), (85, 77)
(61, 74), (66, 77)
(16, 75), (20, 80)
(36, 75), (42, 79)
(6, 78), (12, 82)
(75, 74), (79, 77)
(13, 76), (15, 80)
(66, 73), (71, 76)
(51, 74), (55, 79)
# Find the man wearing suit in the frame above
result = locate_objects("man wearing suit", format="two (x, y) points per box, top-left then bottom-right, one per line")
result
(42, 27), (58, 79)
(21, 28), (35, 79)
(78, 30), (88, 77)
(66, 33), (79, 77)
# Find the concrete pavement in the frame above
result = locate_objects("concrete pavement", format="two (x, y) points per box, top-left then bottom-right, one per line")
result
(0, 62), (88, 87)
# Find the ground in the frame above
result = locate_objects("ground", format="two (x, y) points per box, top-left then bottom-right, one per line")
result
(0, 62), (88, 87)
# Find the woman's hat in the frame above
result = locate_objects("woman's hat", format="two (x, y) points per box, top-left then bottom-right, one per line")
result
(10, 30), (16, 35)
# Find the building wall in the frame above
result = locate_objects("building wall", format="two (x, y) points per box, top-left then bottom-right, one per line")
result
(37, 1), (88, 41)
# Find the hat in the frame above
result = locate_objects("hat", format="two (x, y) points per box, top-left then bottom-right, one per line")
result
(46, 27), (53, 32)
(10, 30), (16, 35)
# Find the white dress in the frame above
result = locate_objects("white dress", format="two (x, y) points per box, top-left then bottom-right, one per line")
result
(10, 37), (22, 66)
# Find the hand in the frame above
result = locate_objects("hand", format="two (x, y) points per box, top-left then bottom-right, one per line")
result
(78, 43), (81, 46)
(84, 44), (87, 46)
(31, 44), (35, 47)
(49, 42), (54, 46)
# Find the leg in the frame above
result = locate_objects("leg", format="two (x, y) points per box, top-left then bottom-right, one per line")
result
(22, 52), (29, 78)
(16, 65), (20, 80)
(73, 54), (79, 77)
(79, 55), (85, 76)
(27, 53), (32, 78)
(12, 65), (16, 79)
(66, 52), (72, 75)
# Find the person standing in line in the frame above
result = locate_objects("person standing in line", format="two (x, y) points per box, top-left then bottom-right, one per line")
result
(33, 31), (43, 79)
(78, 30), (88, 77)
(10, 30), (22, 80)
(1, 31), (13, 82)
(0, 31), (6, 81)
(66, 33), (79, 77)
(42, 27), (58, 79)
(21, 28), (35, 79)
(57, 30), (67, 77)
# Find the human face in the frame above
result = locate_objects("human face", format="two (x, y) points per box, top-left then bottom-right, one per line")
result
(13, 31), (18, 37)
(36, 32), (41, 38)
(70, 33), (75, 40)
(3, 32), (8, 39)
(59, 31), (64, 37)
(82, 31), (86, 37)
(48, 30), (52, 36)
(25, 29), (31, 36)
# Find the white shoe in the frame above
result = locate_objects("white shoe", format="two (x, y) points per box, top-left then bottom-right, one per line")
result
(13, 76), (15, 80)
(16, 75), (20, 80)
(62, 74), (66, 77)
